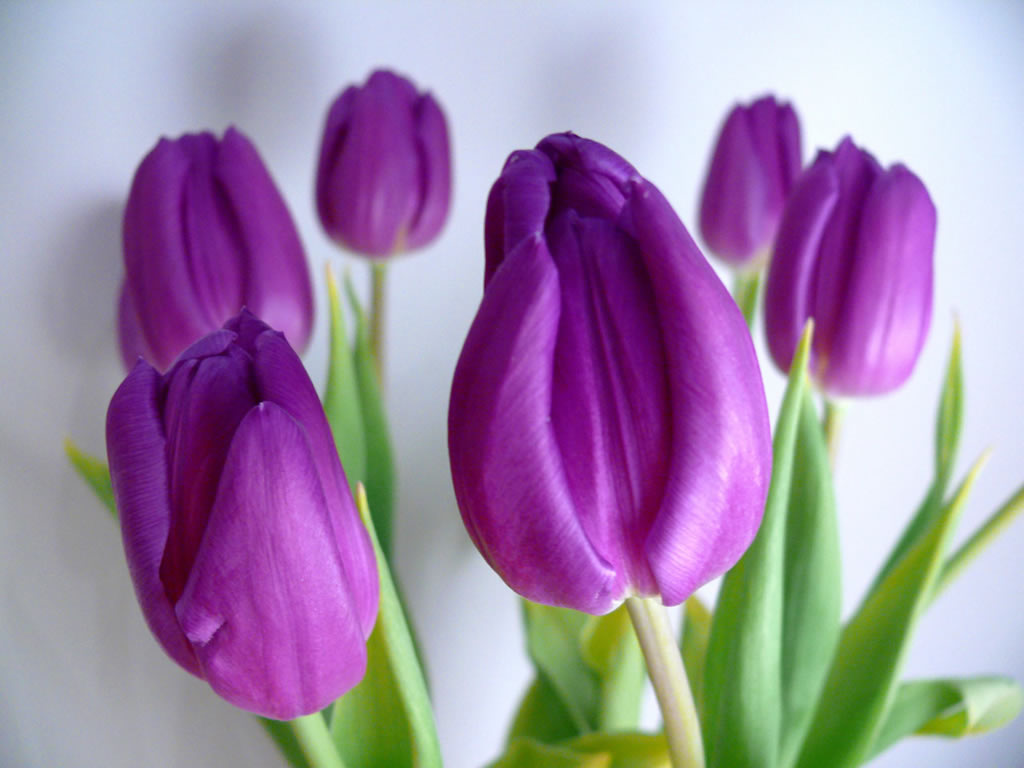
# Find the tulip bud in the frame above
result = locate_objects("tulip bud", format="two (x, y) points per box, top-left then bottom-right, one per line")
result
(119, 128), (314, 372)
(315, 69), (451, 257)
(106, 311), (378, 720)
(699, 95), (802, 266)
(763, 137), (936, 396)
(449, 133), (772, 615)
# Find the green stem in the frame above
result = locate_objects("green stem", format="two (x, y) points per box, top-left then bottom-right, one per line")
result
(823, 399), (845, 468)
(369, 262), (388, 384)
(731, 269), (761, 329)
(287, 712), (348, 768)
(626, 596), (705, 768)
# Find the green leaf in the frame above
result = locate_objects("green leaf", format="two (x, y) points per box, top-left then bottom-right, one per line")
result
(868, 324), (963, 596)
(507, 674), (580, 745)
(703, 321), (814, 768)
(777, 393), (841, 768)
(344, 274), (396, 559)
(323, 265), (368, 493)
(793, 452), (988, 768)
(580, 605), (645, 731)
(521, 601), (599, 733)
(867, 676), (1023, 760)
(732, 269), (761, 329)
(491, 733), (669, 768)
(259, 717), (312, 768)
(680, 596), (711, 723)
(65, 438), (116, 517)
(330, 486), (441, 768)
(932, 481), (1024, 601)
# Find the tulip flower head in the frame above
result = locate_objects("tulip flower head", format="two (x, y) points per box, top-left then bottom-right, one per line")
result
(764, 137), (936, 396)
(449, 133), (772, 615)
(119, 128), (314, 372)
(699, 95), (802, 267)
(316, 69), (451, 257)
(106, 312), (378, 720)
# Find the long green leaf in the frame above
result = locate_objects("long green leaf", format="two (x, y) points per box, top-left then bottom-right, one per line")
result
(867, 325), (963, 596)
(259, 717), (312, 768)
(866, 675), (1023, 760)
(65, 438), (116, 517)
(680, 595), (711, 723)
(793, 452), (988, 768)
(507, 674), (580, 745)
(323, 265), (368, 493)
(344, 275), (396, 559)
(777, 393), (841, 768)
(492, 733), (669, 768)
(490, 740), (610, 768)
(330, 486), (441, 768)
(703, 321), (814, 768)
(580, 605), (645, 731)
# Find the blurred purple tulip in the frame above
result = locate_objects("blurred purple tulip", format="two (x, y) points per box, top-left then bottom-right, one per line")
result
(764, 137), (936, 396)
(106, 311), (378, 720)
(119, 128), (314, 372)
(316, 69), (451, 257)
(699, 95), (802, 266)
(448, 133), (772, 615)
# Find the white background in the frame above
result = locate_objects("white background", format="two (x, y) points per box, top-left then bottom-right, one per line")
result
(2, 2), (1023, 766)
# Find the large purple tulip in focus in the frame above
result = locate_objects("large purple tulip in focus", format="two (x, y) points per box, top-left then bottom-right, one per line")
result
(448, 133), (772, 615)
(316, 69), (451, 257)
(119, 128), (314, 372)
(699, 95), (802, 266)
(106, 311), (379, 720)
(764, 137), (936, 396)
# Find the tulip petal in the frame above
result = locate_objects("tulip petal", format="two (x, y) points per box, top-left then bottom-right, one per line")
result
(106, 360), (200, 676)
(123, 138), (215, 370)
(449, 234), (622, 613)
(406, 93), (451, 250)
(218, 127), (313, 353)
(764, 157), (840, 375)
(484, 149), (556, 287)
(823, 166), (936, 395)
(547, 210), (671, 596)
(248, 325), (379, 637)
(117, 280), (151, 370)
(541, 134), (634, 222)
(623, 179), (772, 605)
(175, 403), (368, 720)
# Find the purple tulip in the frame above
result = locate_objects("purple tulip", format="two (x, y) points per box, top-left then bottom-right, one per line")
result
(764, 137), (936, 396)
(448, 133), (772, 614)
(119, 128), (314, 372)
(315, 69), (451, 257)
(699, 95), (802, 266)
(106, 311), (378, 720)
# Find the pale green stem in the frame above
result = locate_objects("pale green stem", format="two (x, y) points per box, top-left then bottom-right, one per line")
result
(626, 596), (705, 768)
(823, 399), (845, 468)
(287, 712), (348, 768)
(731, 270), (761, 329)
(369, 262), (388, 384)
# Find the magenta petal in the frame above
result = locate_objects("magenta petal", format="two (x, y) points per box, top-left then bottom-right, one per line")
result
(624, 180), (772, 605)
(217, 127), (313, 353)
(764, 157), (840, 375)
(449, 235), (622, 613)
(249, 328), (379, 637)
(822, 166), (936, 395)
(106, 360), (200, 676)
(176, 403), (370, 720)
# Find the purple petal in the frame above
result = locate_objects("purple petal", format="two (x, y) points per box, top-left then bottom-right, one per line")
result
(117, 280), (151, 370)
(106, 360), (200, 676)
(540, 133), (633, 221)
(315, 85), (358, 233)
(622, 179), (772, 605)
(776, 102), (803, 192)
(249, 326), (379, 637)
(217, 127), (313, 354)
(405, 93), (451, 250)
(175, 403), (370, 719)
(484, 149), (556, 287)
(764, 157), (840, 375)
(821, 166), (936, 395)
(449, 234), (622, 613)
(547, 211), (671, 596)
(122, 138), (215, 371)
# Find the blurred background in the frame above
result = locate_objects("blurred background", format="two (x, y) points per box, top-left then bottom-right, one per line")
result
(2, 1), (1023, 766)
